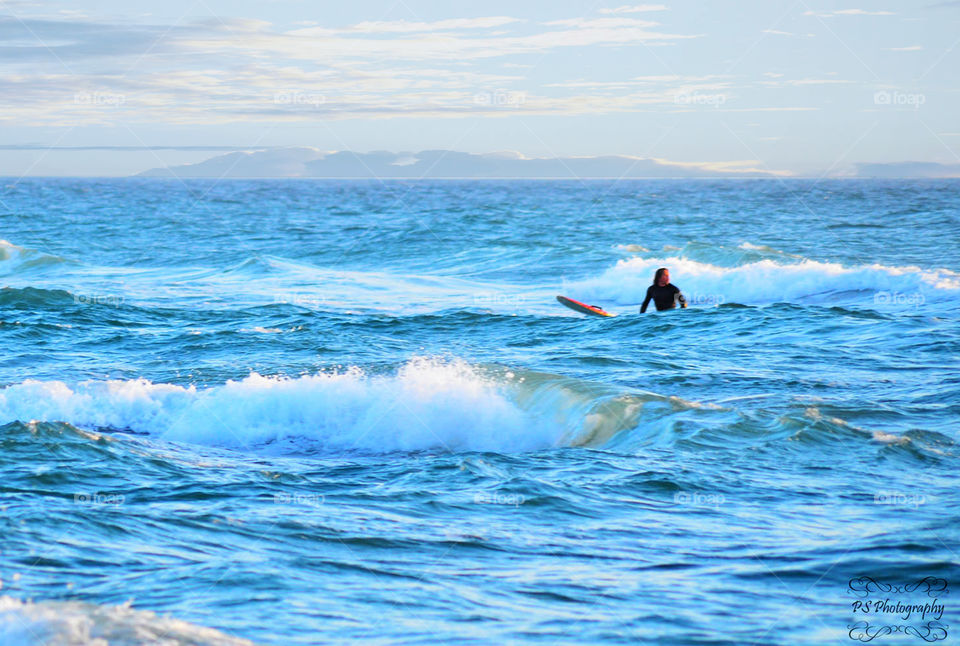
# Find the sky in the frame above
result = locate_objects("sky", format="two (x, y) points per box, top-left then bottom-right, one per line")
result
(0, 0), (957, 176)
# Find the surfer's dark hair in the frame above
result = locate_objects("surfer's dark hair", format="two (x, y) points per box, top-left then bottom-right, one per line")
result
(653, 267), (669, 285)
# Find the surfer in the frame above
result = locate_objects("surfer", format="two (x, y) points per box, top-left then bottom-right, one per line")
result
(640, 267), (687, 313)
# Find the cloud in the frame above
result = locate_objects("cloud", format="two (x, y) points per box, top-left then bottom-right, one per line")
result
(833, 8), (895, 15)
(347, 17), (523, 33)
(0, 10), (708, 127)
(544, 17), (659, 28)
(0, 66), (744, 126)
(544, 73), (728, 89)
(762, 29), (815, 37)
(598, 5), (668, 14)
(804, 9), (895, 17)
(886, 45), (923, 51)
(276, 17), (695, 62)
(785, 78), (852, 85)
(0, 12), (695, 70)
(756, 76), (852, 88)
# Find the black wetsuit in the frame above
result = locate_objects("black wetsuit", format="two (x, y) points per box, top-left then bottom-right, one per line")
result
(640, 283), (686, 312)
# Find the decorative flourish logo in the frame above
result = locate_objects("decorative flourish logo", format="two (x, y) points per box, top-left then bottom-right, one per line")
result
(848, 577), (949, 642)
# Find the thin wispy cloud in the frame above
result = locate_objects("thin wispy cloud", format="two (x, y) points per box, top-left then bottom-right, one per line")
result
(597, 4), (668, 14)
(762, 28), (814, 37)
(833, 8), (895, 15)
(804, 8), (895, 17)
(348, 17), (523, 33)
(785, 78), (852, 85)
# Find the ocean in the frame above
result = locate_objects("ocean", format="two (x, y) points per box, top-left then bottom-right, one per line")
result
(1, 178), (958, 644)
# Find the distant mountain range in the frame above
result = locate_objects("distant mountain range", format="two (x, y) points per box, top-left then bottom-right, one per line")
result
(853, 161), (960, 179)
(136, 148), (787, 179)
(136, 148), (960, 179)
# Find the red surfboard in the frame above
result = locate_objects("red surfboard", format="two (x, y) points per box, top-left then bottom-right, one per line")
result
(556, 295), (615, 317)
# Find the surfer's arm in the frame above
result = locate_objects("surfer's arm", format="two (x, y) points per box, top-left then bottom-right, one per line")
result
(640, 287), (653, 313)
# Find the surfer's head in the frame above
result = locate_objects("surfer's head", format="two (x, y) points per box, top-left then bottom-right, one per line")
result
(654, 267), (670, 286)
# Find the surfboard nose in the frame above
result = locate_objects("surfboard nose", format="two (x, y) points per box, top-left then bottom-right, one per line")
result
(556, 295), (615, 317)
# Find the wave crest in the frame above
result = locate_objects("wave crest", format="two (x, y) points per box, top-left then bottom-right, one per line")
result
(0, 596), (252, 646)
(0, 240), (69, 276)
(573, 256), (959, 307)
(0, 359), (715, 453)
(0, 360), (586, 452)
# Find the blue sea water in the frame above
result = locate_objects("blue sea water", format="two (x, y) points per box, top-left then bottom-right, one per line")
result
(0, 178), (958, 644)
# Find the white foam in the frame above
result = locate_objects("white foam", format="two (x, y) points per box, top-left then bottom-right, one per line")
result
(0, 359), (568, 452)
(0, 595), (252, 645)
(571, 256), (960, 307)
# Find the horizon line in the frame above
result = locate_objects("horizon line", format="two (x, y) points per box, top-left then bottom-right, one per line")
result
(4, 175), (957, 181)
